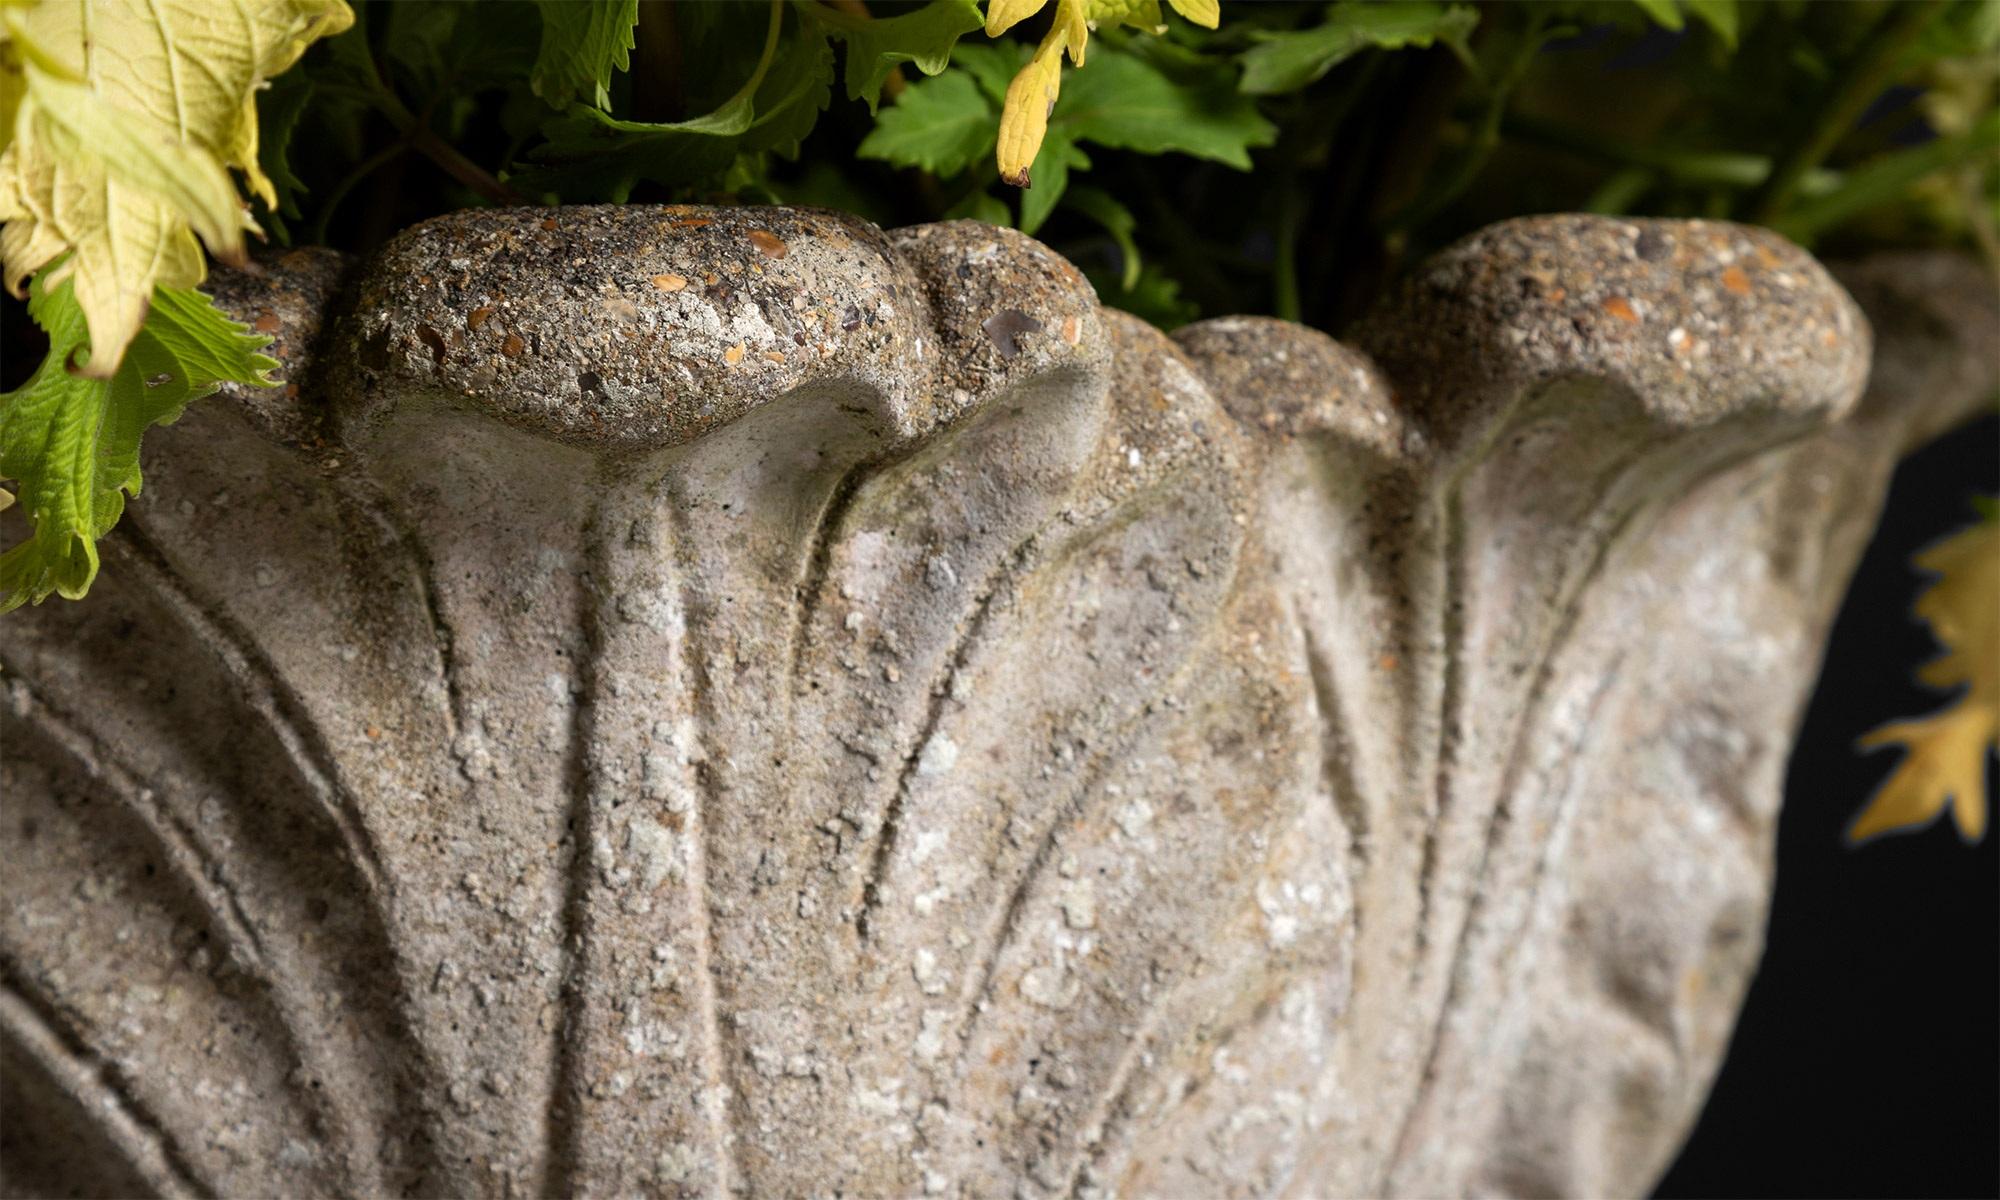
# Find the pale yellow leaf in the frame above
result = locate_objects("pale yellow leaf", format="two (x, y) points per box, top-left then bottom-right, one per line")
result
(1086, 0), (1166, 33)
(1853, 708), (1994, 841)
(230, 93), (276, 212)
(0, 40), (22, 157)
(1165, 0), (1219, 30)
(1053, 0), (1089, 63)
(23, 68), (244, 254)
(997, 39), (1064, 186)
(1852, 516), (1998, 843)
(986, 0), (1044, 37)
(0, 0), (353, 376)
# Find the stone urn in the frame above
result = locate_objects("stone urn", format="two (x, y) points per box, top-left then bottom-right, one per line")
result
(1, 206), (1992, 1199)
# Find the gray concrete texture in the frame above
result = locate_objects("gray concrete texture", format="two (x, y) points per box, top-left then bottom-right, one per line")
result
(1, 206), (1993, 1199)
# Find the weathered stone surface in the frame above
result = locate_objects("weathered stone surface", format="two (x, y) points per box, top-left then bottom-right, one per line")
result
(1, 207), (1992, 1199)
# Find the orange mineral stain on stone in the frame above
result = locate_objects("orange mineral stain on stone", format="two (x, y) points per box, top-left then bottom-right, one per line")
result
(540, 217), (558, 231)
(747, 230), (787, 258)
(724, 343), (745, 366)
(254, 313), (281, 333)
(1602, 296), (1641, 324)
(1062, 315), (1081, 345)
(1721, 266), (1753, 296)
(762, 350), (786, 364)
(467, 305), (495, 329)
(672, 217), (714, 229)
(650, 273), (687, 292)
(502, 333), (525, 357)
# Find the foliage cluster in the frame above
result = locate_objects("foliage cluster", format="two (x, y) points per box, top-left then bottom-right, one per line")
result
(0, 0), (1995, 838)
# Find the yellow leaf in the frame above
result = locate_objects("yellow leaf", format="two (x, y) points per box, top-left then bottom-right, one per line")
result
(0, 40), (22, 157)
(990, 0), (1088, 185)
(1088, 0), (1165, 30)
(1164, 0), (1219, 29)
(1851, 514), (1999, 844)
(1054, 0), (1089, 62)
(988, 0), (1217, 187)
(997, 38), (1064, 186)
(0, 0), (353, 377)
(986, 0), (1043, 37)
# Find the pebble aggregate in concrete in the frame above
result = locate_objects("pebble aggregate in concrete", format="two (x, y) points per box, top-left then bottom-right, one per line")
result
(1, 206), (1992, 1200)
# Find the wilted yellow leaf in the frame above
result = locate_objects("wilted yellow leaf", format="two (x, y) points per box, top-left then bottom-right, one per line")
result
(986, 0), (1045, 37)
(1850, 512), (1999, 843)
(1085, 0), (1165, 31)
(0, 0), (354, 377)
(997, 40), (1065, 186)
(1164, 0), (1219, 29)
(987, 0), (1214, 185)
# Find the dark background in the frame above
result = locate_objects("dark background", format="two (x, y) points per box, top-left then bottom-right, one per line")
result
(1657, 414), (2000, 1199)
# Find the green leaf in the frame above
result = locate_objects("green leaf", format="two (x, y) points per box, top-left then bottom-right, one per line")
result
(1772, 107), (2000, 242)
(1085, 260), (1198, 329)
(770, 160), (896, 225)
(1, 276), (277, 611)
(514, 6), (831, 200)
(531, 0), (639, 110)
(1684, 0), (1739, 49)
(254, 69), (317, 244)
(1063, 185), (1141, 288)
(519, 104), (747, 202)
(1055, 42), (1276, 168)
(872, 41), (1272, 226)
(370, 0), (540, 106)
(805, 0), (986, 113)
(1017, 133), (1091, 234)
(954, 41), (1034, 105)
(740, 25), (837, 162)
(1909, 0), (2000, 60)
(1238, 2), (1480, 95)
(1627, 0), (1684, 31)
(857, 66), (999, 175)
(945, 188), (1013, 225)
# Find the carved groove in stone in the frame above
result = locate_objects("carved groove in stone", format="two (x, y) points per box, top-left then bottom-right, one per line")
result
(1, 210), (1993, 1199)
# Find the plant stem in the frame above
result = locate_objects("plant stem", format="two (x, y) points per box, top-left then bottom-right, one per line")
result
(731, 1), (787, 111)
(310, 140), (411, 246)
(1747, 0), (1948, 224)
(1301, 53), (1390, 328)
(1273, 185), (1303, 323)
(1380, 15), (1550, 236)
(1774, 108), (2000, 243)
(633, 0), (686, 122)
(1584, 166), (1656, 215)
(408, 123), (527, 207)
(823, 0), (907, 99)
(356, 43), (526, 206)
(1504, 113), (1843, 194)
